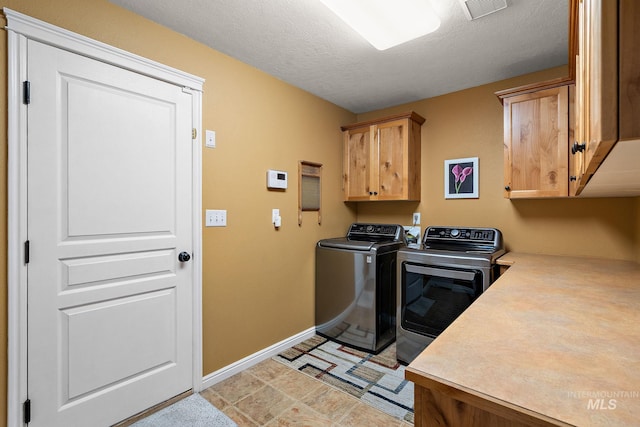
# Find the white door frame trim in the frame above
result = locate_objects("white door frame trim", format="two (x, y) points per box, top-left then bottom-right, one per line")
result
(4, 8), (205, 426)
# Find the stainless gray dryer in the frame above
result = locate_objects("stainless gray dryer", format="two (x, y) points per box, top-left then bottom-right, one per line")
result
(396, 226), (505, 364)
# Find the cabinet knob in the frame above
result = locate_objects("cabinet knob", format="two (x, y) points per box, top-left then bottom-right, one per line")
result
(571, 142), (586, 154)
(504, 186), (511, 191)
(570, 176), (577, 181)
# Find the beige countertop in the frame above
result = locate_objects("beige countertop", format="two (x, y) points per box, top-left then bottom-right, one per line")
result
(406, 252), (640, 426)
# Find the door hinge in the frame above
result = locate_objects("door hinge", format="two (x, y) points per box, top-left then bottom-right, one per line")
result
(23, 399), (31, 424)
(192, 128), (197, 139)
(23, 81), (31, 105)
(24, 240), (30, 264)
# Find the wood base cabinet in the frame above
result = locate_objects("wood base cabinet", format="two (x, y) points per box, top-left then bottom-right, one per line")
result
(341, 112), (425, 201)
(411, 383), (563, 427)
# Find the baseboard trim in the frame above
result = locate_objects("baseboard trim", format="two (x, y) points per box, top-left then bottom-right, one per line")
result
(201, 327), (316, 390)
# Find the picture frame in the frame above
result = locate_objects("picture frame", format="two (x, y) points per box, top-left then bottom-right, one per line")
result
(444, 157), (479, 199)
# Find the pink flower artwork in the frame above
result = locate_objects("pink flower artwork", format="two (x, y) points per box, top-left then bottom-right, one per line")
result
(451, 163), (474, 193)
(445, 157), (478, 199)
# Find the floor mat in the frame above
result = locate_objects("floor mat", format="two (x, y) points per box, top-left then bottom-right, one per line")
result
(131, 393), (237, 427)
(273, 335), (414, 423)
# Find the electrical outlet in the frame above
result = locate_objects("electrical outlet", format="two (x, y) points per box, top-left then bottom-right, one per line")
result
(413, 212), (421, 225)
(206, 209), (227, 227)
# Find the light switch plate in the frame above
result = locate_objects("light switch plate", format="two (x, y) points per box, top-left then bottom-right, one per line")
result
(206, 209), (226, 226)
(413, 213), (421, 225)
(205, 130), (216, 148)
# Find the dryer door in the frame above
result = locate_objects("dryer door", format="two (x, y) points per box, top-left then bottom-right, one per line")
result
(401, 263), (483, 338)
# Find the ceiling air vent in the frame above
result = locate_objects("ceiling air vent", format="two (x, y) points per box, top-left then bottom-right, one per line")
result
(458, 0), (507, 20)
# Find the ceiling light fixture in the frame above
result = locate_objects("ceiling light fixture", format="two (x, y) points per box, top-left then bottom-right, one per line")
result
(319, 0), (441, 51)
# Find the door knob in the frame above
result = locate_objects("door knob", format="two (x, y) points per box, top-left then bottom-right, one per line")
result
(571, 142), (586, 154)
(178, 252), (191, 262)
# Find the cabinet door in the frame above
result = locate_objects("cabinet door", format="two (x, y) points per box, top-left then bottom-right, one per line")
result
(376, 119), (409, 200)
(619, 0), (640, 140)
(580, 0), (617, 179)
(503, 86), (569, 198)
(343, 126), (374, 200)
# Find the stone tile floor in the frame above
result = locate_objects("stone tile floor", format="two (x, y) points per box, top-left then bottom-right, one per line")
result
(201, 358), (413, 426)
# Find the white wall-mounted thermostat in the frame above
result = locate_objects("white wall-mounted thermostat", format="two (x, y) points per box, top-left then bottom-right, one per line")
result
(267, 169), (288, 189)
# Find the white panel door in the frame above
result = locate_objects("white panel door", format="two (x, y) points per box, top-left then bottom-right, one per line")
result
(26, 39), (193, 426)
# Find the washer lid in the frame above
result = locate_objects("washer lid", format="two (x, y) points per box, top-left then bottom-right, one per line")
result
(318, 238), (375, 251)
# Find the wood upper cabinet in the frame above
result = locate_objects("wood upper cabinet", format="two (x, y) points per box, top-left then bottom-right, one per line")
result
(572, 0), (640, 195)
(497, 0), (639, 198)
(342, 112), (425, 201)
(500, 85), (572, 198)
(573, 0), (618, 194)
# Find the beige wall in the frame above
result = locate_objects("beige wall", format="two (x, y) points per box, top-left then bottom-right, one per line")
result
(356, 66), (640, 261)
(1, 1), (639, 424)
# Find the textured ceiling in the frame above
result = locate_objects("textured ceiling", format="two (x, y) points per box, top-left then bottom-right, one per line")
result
(109, 0), (569, 113)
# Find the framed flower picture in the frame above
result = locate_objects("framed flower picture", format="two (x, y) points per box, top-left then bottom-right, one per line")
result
(444, 157), (479, 199)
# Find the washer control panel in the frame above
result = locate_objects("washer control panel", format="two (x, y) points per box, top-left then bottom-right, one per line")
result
(347, 223), (404, 242)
